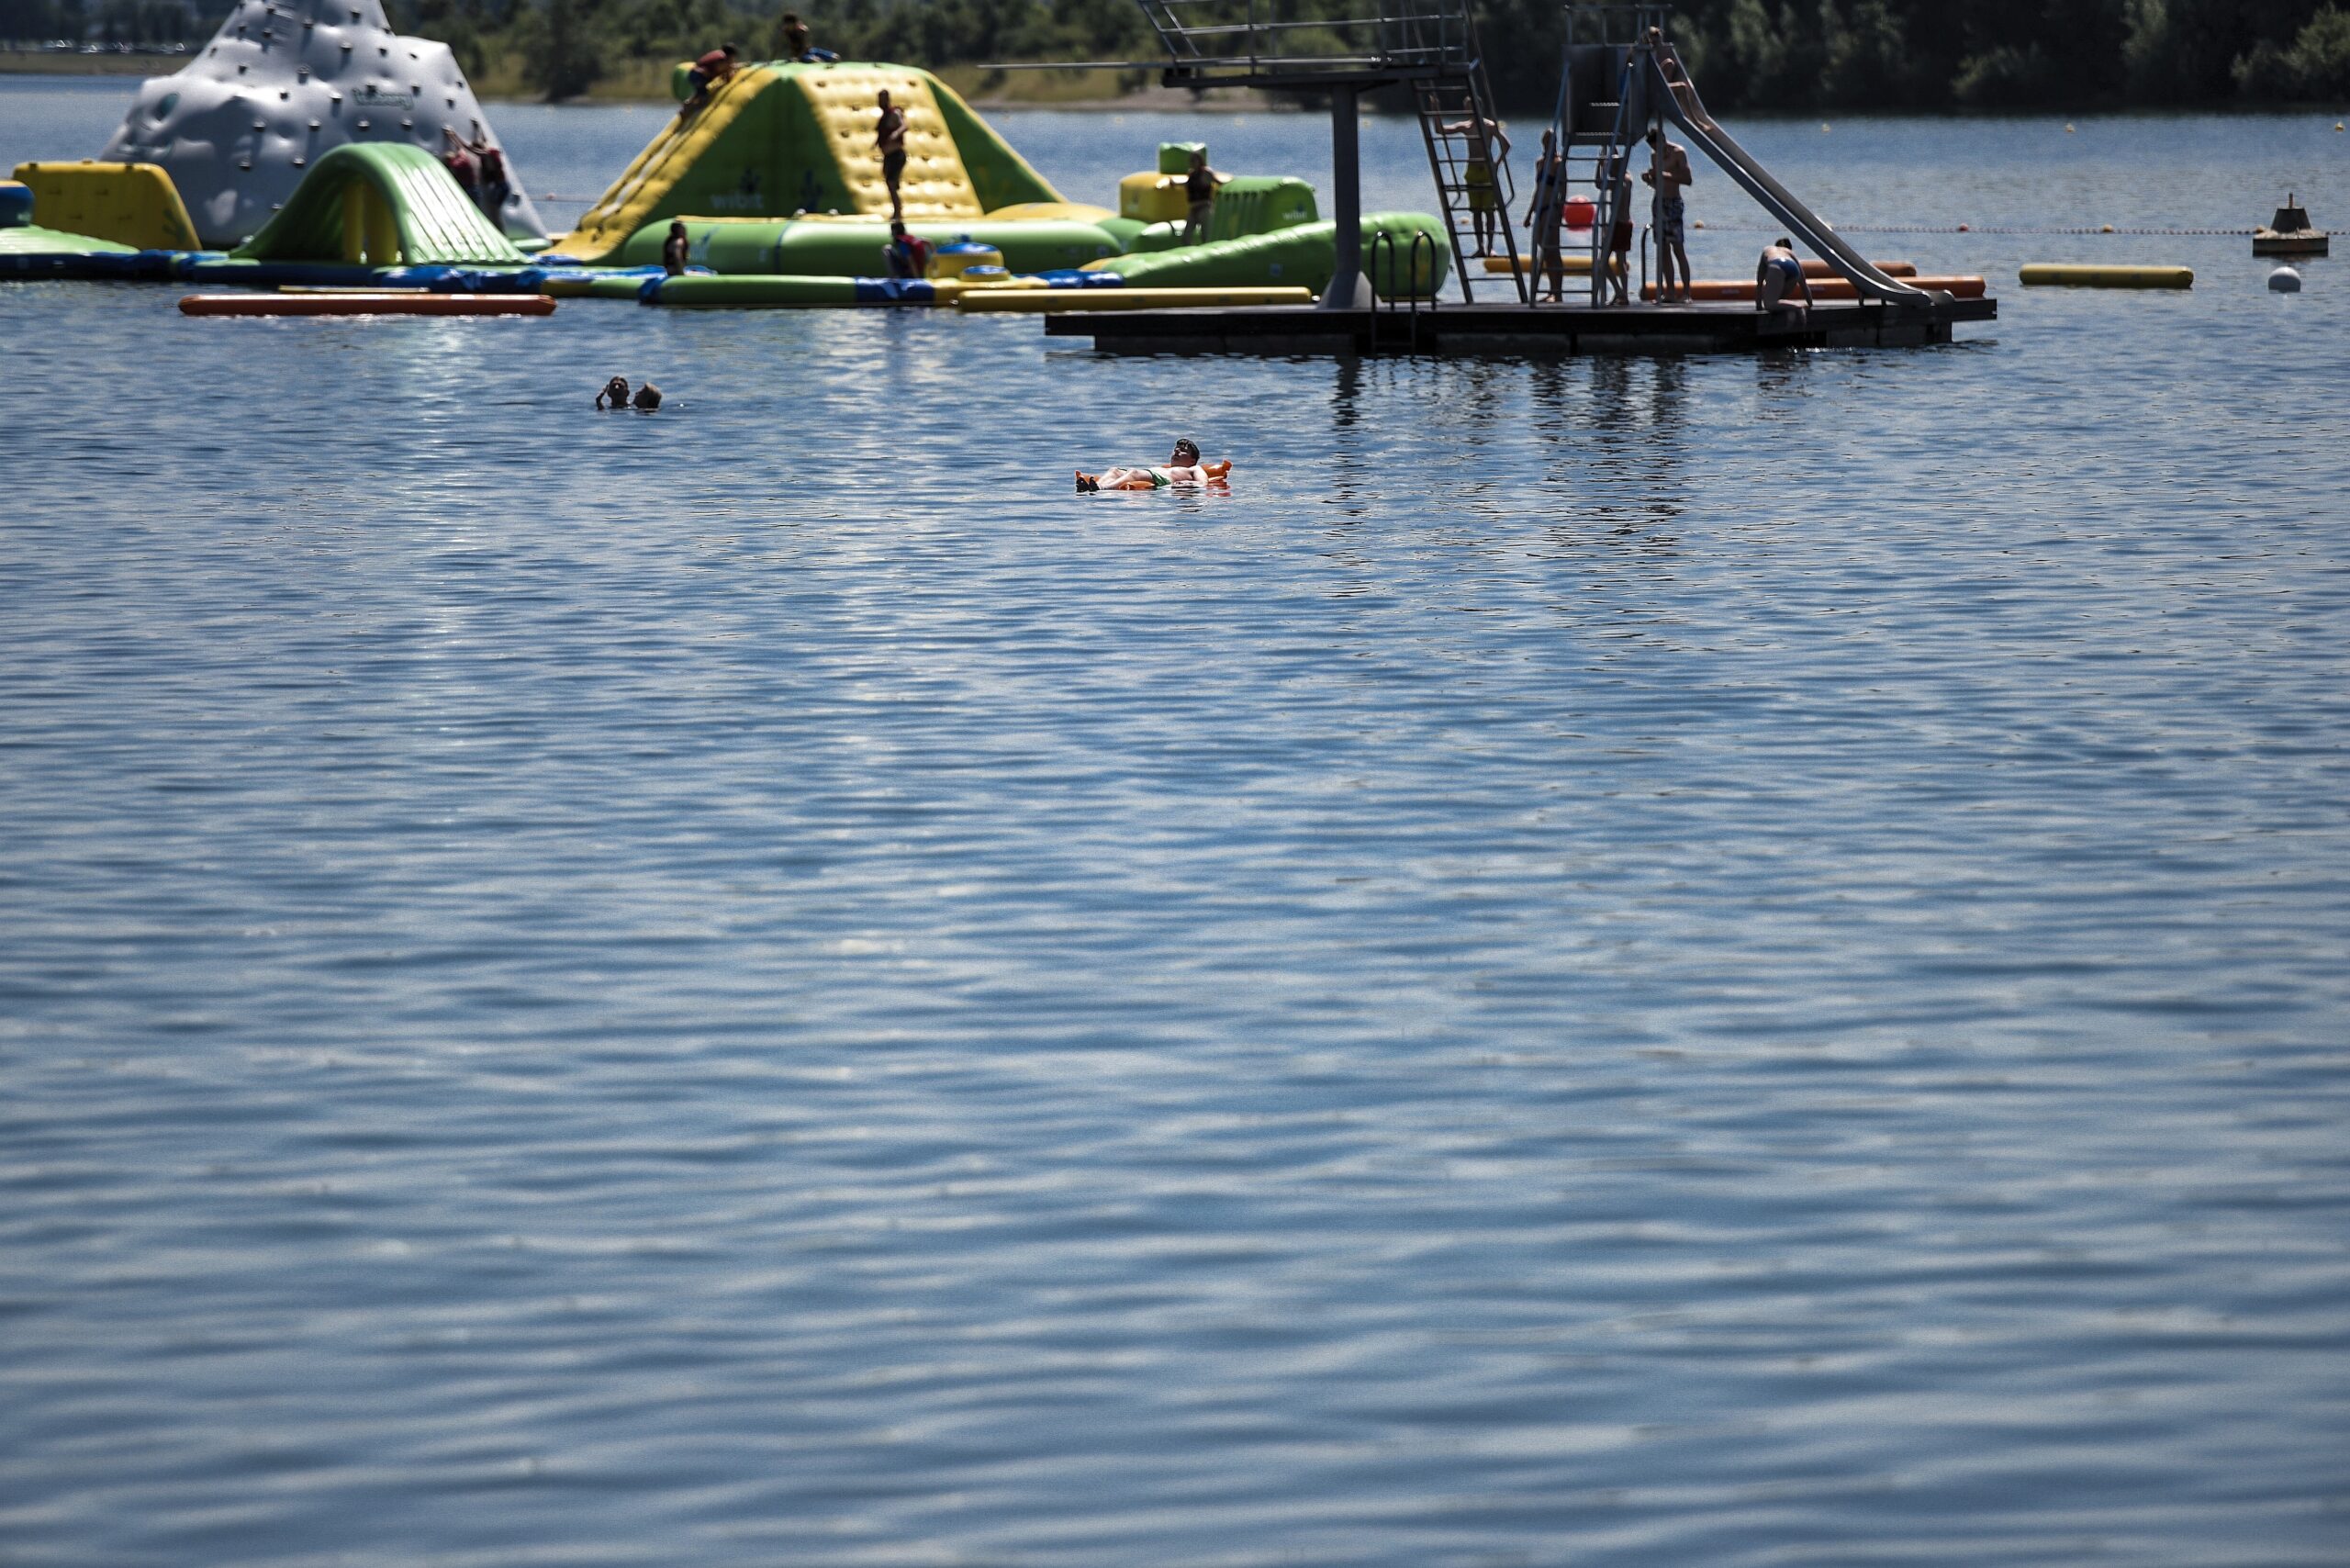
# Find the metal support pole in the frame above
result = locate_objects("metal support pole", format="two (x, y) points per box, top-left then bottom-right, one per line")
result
(1323, 82), (1362, 308)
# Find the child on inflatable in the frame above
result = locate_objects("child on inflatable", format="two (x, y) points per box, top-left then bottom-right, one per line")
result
(1076, 438), (1231, 492)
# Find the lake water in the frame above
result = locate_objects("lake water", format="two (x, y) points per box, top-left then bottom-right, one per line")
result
(3, 75), (2347, 1566)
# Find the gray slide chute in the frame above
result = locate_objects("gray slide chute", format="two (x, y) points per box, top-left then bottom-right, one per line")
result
(1642, 54), (1946, 309)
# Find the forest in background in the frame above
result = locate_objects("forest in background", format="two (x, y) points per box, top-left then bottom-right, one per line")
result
(6, 0), (2350, 111)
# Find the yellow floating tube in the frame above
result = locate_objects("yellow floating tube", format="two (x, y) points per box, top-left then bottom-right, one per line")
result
(956, 286), (1314, 313)
(1484, 253), (1597, 275)
(2020, 263), (2194, 288)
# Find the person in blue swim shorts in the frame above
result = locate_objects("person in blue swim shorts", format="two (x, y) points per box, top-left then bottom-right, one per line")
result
(1757, 238), (1813, 319)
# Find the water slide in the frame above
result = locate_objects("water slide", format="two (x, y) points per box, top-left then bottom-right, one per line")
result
(554, 62), (1065, 264)
(232, 143), (524, 265)
(1646, 55), (1945, 309)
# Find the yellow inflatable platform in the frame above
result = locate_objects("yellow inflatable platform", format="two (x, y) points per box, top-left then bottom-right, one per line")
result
(11, 160), (200, 252)
(554, 62), (1072, 265)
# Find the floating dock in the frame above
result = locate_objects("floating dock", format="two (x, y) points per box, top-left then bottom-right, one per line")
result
(1046, 295), (1995, 357)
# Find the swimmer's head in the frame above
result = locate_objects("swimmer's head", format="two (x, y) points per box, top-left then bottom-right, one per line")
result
(633, 383), (661, 410)
(1171, 437), (1200, 465)
(602, 375), (630, 404)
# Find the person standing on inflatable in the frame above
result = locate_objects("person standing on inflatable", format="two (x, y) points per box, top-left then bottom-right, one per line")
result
(876, 90), (908, 221)
(1181, 151), (1225, 246)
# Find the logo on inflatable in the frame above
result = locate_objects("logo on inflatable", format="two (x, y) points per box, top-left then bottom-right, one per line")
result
(353, 86), (417, 109)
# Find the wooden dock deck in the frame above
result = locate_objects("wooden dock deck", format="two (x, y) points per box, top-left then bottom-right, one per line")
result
(1045, 296), (1998, 357)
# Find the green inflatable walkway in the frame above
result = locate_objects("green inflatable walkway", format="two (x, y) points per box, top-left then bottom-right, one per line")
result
(233, 143), (524, 266)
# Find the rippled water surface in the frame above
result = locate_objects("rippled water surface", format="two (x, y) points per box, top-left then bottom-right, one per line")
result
(3, 79), (2348, 1565)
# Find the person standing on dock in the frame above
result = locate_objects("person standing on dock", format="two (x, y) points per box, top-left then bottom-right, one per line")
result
(1181, 150), (1226, 246)
(876, 90), (909, 220)
(1641, 127), (1694, 304)
(1604, 152), (1634, 305)
(1441, 113), (1511, 257)
(1524, 129), (1568, 301)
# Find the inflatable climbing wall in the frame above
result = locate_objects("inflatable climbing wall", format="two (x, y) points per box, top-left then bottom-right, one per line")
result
(97, 0), (545, 249)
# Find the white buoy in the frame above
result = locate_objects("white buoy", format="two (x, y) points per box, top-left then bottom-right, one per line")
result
(2269, 265), (2303, 292)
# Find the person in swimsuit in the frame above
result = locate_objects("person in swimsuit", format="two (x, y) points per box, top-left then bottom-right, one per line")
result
(1756, 238), (1811, 319)
(466, 121), (509, 223)
(1649, 28), (1716, 129)
(1640, 127), (1693, 304)
(881, 218), (933, 279)
(876, 90), (907, 220)
(1180, 150), (1225, 246)
(1076, 437), (1232, 492)
(1441, 114), (1510, 257)
(1603, 152), (1634, 305)
(632, 383), (663, 410)
(597, 375), (632, 409)
(439, 127), (479, 202)
(1523, 128), (1568, 301)
(662, 219), (691, 276)
(679, 44), (739, 118)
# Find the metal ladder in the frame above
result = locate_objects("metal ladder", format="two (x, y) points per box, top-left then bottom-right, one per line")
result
(1121, 0), (1528, 305)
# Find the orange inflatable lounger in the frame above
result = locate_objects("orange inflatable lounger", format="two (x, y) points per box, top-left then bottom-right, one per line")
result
(179, 293), (555, 317)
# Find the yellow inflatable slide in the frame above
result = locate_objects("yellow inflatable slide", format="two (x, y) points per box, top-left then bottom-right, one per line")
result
(554, 62), (1067, 263)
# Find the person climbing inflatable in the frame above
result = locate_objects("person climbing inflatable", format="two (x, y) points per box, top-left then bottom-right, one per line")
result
(1076, 438), (1231, 492)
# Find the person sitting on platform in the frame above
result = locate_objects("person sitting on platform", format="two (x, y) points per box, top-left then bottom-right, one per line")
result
(1181, 150), (1226, 246)
(1640, 127), (1694, 305)
(881, 219), (934, 280)
(662, 219), (691, 276)
(1076, 438), (1231, 492)
(1649, 28), (1716, 130)
(777, 11), (838, 62)
(1757, 238), (1812, 319)
(1440, 113), (1511, 257)
(680, 43), (739, 118)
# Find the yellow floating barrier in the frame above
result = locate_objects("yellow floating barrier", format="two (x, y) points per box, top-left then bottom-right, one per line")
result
(2019, 263), (2194, 288)
(956, 286), (1315, 313)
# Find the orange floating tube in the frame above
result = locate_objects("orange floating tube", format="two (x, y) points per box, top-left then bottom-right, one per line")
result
(1640, 274), (1985, 302)
(179, 292), (555, 317)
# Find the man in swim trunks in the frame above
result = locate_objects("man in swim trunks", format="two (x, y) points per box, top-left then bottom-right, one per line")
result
(876, 89), (907, 220)
(597, 375), (632, 409)
(1640, 126), (1693, 304)
(662, 219), (691, 276)
(1076, 437), (1232, 492)
(1756, 237), (1812, 319)
(680, 43), (739, 118)
(1441, 114), (1510, 257)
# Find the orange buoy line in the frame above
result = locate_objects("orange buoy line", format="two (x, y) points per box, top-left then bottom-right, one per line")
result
(179, 293), (556, 317)
(1639, 275), (1987, 303)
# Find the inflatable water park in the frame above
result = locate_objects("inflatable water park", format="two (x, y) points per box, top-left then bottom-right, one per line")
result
(0, 0), (2000, 353)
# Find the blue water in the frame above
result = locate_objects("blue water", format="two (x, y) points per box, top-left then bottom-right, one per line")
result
(4, 75), (2349, 1566)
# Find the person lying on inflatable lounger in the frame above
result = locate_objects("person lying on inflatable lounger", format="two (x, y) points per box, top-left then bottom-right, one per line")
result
(1076, 438), (1231, 492)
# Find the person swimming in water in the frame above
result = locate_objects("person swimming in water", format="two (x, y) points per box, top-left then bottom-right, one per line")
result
(597, 375), (664, 410)
(1076, 437), (1230, 492)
